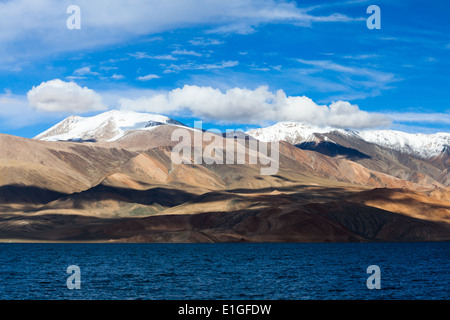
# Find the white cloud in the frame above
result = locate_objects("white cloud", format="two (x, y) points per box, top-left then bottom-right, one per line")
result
(342, 54), (380, 60)
(189, 38), (224, 46)
(295, 58), (399, 100)
(250, 64), (282, 72)
(0, 89), (61, 130)
(27, 79), (107, 113)
(207, 24), (257, 35)
(73, 66), (100, 76)
(137, 74), (161, 81)
(66, 76), (87, 81)
(425, 57), (437, 62)
(129, 52), (177, 60)
(118, 85), (390, 128)
(0, 89), (15, 105)
(66, 66), (102, 81)
(7, 82), (447, 131)
(110, 74), (125, 80)
(100, 66), (119, 71)
(297, 59), (361, 74)
(388, 112), (450, 125)
(164, 60), (239, 73)
(172, 49), (202, 57)
(0, 0), (360, 65)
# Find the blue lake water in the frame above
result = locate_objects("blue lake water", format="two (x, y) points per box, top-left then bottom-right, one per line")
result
(0, 242), (448, 300)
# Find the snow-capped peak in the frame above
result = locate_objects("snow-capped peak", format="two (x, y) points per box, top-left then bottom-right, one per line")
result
(246, 122), (334, 145)
(246, 121), (450, 158)
(355, 129), (450, 158)
(35, 109), (185, 142)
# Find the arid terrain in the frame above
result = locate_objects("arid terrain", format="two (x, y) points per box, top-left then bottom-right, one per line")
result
(0, 121), (449, 243)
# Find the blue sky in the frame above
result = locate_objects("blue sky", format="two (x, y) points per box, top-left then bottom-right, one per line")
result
(0, 0), (449, 138)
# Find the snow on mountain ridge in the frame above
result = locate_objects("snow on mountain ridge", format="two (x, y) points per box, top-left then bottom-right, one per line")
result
(35, 112), (449, 158)
(246, 121), (450, 158)
(246, 122), (334, 145)
(35, 109), (185, 142)
(356, 130), (450, 158)
(36, 115), (83, 139)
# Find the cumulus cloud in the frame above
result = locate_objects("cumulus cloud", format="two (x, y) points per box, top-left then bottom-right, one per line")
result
(27, 79), (107, 113)
(118, 85), (391, 128)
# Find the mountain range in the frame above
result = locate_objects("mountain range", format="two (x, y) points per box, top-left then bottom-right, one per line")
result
(35, 109), (186, 142)
(0, 110), (448, 242)
(247, 121), (450, 158)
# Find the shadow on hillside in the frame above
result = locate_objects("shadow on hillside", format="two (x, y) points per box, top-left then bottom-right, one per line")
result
(1, 200), (449, 242)
(0, 185), (66, 205)
(296, 141), (371, 160)
(61, 184), (197, 208)
(0, 184), (197, 209)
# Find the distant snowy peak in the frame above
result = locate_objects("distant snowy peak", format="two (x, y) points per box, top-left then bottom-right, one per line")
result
(35, 109), (185, 142)
(246, 122), (333, 145)
(246, 121), (450, 158)
(356, 130), (450, 158)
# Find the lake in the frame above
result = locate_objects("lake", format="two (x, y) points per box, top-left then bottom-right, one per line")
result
(0, 242), (448, 300)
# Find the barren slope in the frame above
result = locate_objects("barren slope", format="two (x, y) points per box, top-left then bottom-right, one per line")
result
(0, 130), (449, 243)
